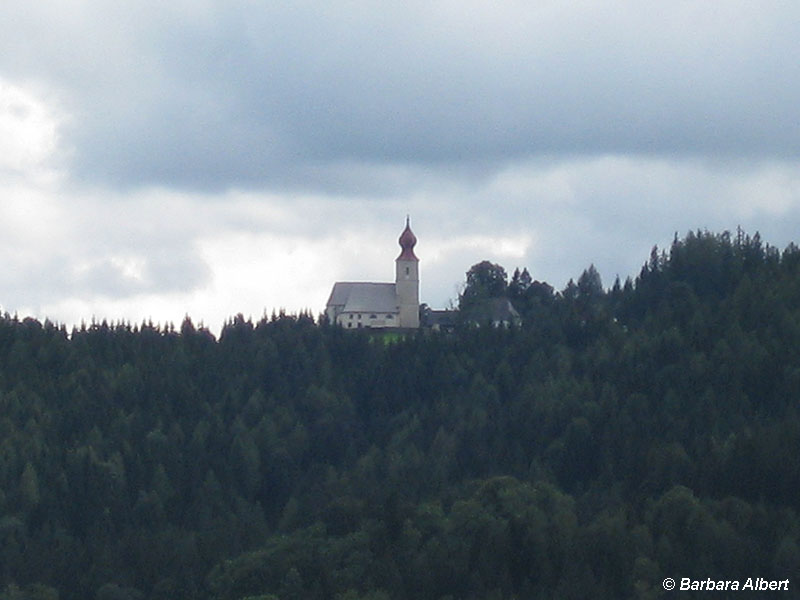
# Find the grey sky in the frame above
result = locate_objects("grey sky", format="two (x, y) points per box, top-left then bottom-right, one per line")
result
(2, 2), (800, 330)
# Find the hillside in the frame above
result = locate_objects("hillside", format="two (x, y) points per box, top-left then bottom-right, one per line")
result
(1, 230), (799, 599)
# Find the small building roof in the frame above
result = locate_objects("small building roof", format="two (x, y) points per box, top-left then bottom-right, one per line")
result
(423, 309), (459, 330)
(327, 282), (399, 314)
(485, 297), (520, 323)
(463, 297), (521, 326)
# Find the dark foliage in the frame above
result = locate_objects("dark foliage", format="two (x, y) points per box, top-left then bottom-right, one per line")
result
(1, 230), (799, 599)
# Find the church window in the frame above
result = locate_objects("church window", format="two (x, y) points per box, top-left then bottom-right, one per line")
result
(406, 266), (410, 275)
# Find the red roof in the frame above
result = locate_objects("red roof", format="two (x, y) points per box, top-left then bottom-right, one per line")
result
(397, 217), (418, 261)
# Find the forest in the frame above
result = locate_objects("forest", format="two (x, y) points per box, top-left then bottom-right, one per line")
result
(1, 229), (800, 599)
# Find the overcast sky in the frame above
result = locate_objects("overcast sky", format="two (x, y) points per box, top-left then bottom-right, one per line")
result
(3, 1), (800, 332)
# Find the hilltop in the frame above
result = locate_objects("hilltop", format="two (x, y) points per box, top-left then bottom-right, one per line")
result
(1, 230), (799, 600)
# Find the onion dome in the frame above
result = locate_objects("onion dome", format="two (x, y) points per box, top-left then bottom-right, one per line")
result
(397, 216), (418, 261)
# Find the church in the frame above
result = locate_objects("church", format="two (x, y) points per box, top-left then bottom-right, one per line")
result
(325, 219), (420, 329)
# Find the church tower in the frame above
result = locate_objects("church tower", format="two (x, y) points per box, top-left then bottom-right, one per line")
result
(396, 217), (420, 328)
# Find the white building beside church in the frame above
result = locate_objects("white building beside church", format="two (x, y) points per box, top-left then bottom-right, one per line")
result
(325, 219), (420, 329)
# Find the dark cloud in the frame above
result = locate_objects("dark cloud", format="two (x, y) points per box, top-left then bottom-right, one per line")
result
(0, 247), (210, 303)
(3, 2), (800, 192)
(5, 2), (800, 332)
(74, 251), (210, 299)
